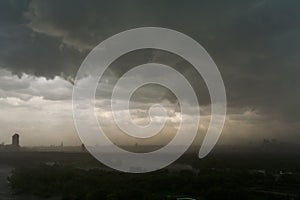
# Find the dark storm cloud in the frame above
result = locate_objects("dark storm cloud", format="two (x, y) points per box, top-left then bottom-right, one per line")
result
(0, 0), (300, 122)
(0, 0), (28, 25)
(0, 0), (86, 78)
(0, 26), (85, 78)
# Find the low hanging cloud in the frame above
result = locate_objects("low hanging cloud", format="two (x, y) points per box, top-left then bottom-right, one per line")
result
(0, 69), (73, 101)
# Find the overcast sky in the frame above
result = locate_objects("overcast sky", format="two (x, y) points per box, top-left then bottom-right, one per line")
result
(0, 0), (299, 146)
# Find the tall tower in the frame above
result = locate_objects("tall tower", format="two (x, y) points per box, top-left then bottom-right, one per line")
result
(12, 133), (20, 148)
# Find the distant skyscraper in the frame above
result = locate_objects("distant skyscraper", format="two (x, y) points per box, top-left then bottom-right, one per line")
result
(12, 133), (20, 148)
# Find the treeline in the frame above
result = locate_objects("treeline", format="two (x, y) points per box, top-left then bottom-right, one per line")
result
(8, 164), (300, 200)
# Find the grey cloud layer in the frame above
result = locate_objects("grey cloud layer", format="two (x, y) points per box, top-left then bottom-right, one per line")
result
(0, 69), (72, 101)
(0, 0), (300, 133)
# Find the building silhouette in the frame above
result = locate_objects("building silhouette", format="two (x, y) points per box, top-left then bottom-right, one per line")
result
(12, 133), (20, 148)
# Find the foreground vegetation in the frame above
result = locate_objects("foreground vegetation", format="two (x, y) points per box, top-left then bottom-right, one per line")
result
(8, 164), (300, 200)
(2, 150), (300, 199)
